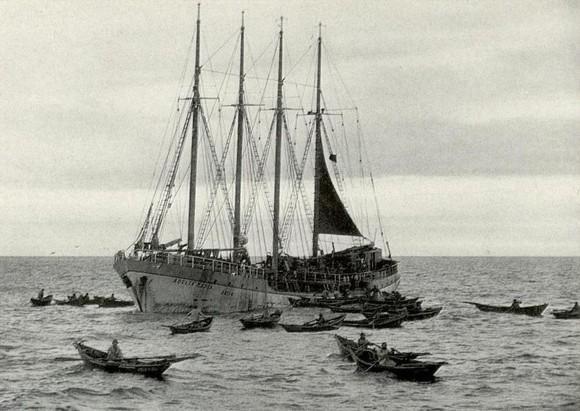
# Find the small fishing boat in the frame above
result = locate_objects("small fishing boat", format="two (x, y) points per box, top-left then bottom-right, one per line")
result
(404, 306), (442, 321)
(72, 341), (200, 377)
(98, 299), (134, 308)
(288, 297), (312, 307)
(329, 303), (365, 313)
(464, 301), (548, 317)
(349, 348), (445, 381)
(280, 314), (345, 333)
(288, 296), (360, 308)
(54, 298), (86, 307)
(342, 312), (407, 329)
(551, 303), (580, 319)
(163, 316), (213, 334)
(241, 254), (282, 329)
(329, 303), (364, 313)
(333, 299), (422, 314)
(30, 295), (53, 306)
(240, 309), (282, 329)
(84, 296), (105, 305)
(334, 334), (357, 358)
(334, 335), (428, 363)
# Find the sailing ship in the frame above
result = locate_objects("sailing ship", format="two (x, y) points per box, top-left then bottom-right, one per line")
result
(113, 7), (400, 313)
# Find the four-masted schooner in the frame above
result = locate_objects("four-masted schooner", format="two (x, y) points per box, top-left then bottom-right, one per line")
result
(114, 7), (400, 313)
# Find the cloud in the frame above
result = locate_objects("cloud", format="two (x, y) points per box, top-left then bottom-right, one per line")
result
(1, 176), (578, 256)
(0, 1), (578, 255)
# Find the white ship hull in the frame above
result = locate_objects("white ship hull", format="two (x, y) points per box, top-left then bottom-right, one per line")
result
(113, 252), (400, 314)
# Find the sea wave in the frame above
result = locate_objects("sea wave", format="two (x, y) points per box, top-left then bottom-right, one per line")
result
(1, 256), (579, 410)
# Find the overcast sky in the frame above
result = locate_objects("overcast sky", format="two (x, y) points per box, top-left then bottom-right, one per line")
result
(0, 0), (578, 256)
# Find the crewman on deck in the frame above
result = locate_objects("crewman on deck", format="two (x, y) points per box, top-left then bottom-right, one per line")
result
(107, 339), (123, 361)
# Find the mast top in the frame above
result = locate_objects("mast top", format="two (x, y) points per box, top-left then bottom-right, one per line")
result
(318, 22), (322, 39)
(197, 3), (200, 20)
(241, 11), (245, 28)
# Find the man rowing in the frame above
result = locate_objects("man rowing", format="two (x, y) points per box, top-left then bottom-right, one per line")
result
(107, 339), (123, 361)
(357, 332), (369, 348)
(376, 342), (395, 366)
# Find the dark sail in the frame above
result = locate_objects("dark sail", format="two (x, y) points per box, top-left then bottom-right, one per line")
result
(317, 143), (362, 237)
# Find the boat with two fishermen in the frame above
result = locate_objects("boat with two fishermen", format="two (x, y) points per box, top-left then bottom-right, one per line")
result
(348, 347), (446, 381)
(334, 334), (430, 363)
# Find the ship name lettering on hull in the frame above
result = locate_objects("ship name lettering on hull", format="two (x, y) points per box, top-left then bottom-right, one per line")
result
(173, 278), (213, 289)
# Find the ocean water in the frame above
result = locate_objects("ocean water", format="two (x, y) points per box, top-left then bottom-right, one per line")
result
(0, 256), (579, 410)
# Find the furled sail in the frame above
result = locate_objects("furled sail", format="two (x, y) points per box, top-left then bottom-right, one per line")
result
(317, 143), (362, 237)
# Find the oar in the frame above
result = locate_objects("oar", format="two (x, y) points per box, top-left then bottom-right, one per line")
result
(122, 354), (177, 360)
(347, 348), (381, 373)
(55, 353), (200, 362)
(362, 359), (382, 373)
(170, 353), (202, 362)
(54, 355), (175, 362)
(54, 357), (82, 362)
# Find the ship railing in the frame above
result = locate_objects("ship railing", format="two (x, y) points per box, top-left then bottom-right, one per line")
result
(293, 263), (397, 286)
(145, 252), (265, 279)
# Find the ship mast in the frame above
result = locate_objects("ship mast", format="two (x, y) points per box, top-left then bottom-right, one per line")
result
(187, 4), (202, 252)
(312, 23), (323, 258)
(233, 12), (245, 255)
(272, 17), (284, 276)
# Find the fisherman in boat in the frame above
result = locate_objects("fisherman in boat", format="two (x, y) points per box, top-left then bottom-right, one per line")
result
(572, 302), (579, 312)
(369, 285), (382, 301)
(68, 292), (77, 302)
(317, 313), (326, 324)
(357, 332), (369, 348)
(186, 306), (201, 321)
(107, 339), (123, 361)
(37, 289), (44, 299)
(377, 342), (395, 366)
(511, 299), (521, 309)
